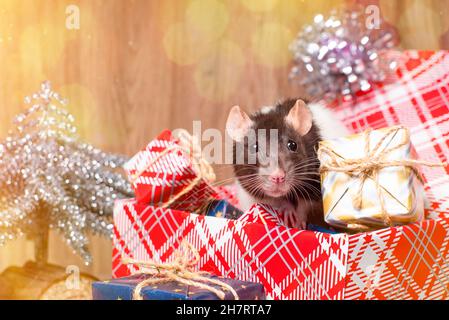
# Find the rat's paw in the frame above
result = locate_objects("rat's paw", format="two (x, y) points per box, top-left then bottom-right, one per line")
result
(277, 202), (296, 227)
(289, 214), (307, 230)
(297, 220), (307, 230)
(277, 203), (307, 230)
(295, 208), (308, 230)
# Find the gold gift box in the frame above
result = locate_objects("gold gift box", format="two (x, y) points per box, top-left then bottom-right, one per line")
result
(318, 126), (424, 230)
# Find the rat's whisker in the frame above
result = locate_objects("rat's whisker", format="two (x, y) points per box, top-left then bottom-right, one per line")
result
(290, 164), (320, 173)
(169, 173), (257, 204)
(296, 183), (314, 209)
(290, 177), (321, 184)
(295, 156), (320, 163)
(290, 159), (320, 167)
(212, 172), (263, 184)
(245, 182), (264, 200)
(290, 161), (320, 170)
(291, 171), (321, 177)
(293, 184), (309, 209)
(293, 176), (320, 182)
(297, 181), (321, 198)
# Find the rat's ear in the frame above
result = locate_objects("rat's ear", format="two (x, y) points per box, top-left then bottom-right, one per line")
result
(285, 99), (313, 136)
(226, 105), (253, 142)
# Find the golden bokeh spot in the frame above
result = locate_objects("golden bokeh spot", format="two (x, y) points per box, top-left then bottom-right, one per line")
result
(163, 22), (215, 66)
(251, 22), (293, 67)
(186, 0), (229, 42)
(0, 64), (47, 138)
(0, 6), (14, 42)
(15, 51), (47, 102)
(272, 0), (345, 28)
(241, 0), (278, 12)
(19, 27), (45, 78)
(20, 21), (77, 75)
(194, 39), (245, 101)
(157, 1), (190, 31)
(58, 84), (97, 139)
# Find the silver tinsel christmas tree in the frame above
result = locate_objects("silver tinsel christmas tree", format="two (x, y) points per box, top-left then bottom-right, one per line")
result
(0, 81), (133, 265)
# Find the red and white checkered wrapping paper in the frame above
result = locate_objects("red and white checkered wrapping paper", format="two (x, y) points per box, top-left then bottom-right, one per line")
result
(124, 129), (219, 210)
(345, 218), (449, 299)
(328, 50), (449, 299)
(113, 198), (449, 299)
(113, 200), (349, 300)
(113, 51), (449, 299)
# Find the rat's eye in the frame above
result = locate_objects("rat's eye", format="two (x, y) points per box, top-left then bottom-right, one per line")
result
(287, 139), (297, 152)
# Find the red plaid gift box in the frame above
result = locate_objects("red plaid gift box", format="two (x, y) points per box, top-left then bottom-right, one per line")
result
(112, 199), (449, 299)
(113, 200), (349, 300)
(124, 129), (219, 210)
(113, 51), (449, 299)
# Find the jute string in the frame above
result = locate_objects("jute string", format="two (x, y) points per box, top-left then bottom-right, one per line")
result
(129, 129), (216, 209)
(318, 126), (446, 226)
(122, 241), (239, 300)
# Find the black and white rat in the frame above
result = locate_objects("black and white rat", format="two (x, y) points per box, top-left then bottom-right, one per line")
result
(225, 98), (349, 229)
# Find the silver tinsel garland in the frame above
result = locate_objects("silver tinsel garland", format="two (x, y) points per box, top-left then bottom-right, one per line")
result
(289, 7), (399, 100)
(0, 81), (134, 265)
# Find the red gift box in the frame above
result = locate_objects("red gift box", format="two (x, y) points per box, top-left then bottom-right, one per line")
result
(113, 51), (449, 299)
(112, 199), (449, 299)
(124, 129), (219, 211)
(113, 200), (349, 300)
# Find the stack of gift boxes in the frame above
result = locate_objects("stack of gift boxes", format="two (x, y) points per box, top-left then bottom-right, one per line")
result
(93, 51), (449, 300)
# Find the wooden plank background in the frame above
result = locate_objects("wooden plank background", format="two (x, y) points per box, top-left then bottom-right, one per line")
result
(0, 0), (448, 280)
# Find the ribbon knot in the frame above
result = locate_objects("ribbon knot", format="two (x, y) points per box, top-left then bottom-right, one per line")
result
(122, 241), (239, 300)
(318, 126), (446, 227)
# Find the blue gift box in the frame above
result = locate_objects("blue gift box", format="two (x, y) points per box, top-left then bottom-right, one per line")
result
(307, 224), (338, 234)
(204, 199), (244, 220)
(92, 274), (266, 300)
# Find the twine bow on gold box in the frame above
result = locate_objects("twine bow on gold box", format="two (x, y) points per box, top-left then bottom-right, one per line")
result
(122, 241), (239, 300)
(318, 126), (446, 231)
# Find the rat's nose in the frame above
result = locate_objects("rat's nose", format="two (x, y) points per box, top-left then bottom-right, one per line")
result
(269, 169), (285, 184)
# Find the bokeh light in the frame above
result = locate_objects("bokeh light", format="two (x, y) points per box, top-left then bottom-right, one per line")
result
(19, 14), (83, 83)
(163, 21), (216, 66)
(58, 83), (98, 140)
(241, 0), (279, 12)
(186, 0), (229, 42)
(273, 0), (346, 28)
(163, 0), (230, 66)
(194, 39), (245, 101)
(251, 22), (293, 67)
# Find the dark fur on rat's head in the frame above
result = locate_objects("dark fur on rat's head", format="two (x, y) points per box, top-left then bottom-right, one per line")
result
(226, 98), (322, 206)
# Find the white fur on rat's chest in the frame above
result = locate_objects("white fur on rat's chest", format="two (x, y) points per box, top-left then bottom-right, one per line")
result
(235, 103), (349, 211)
